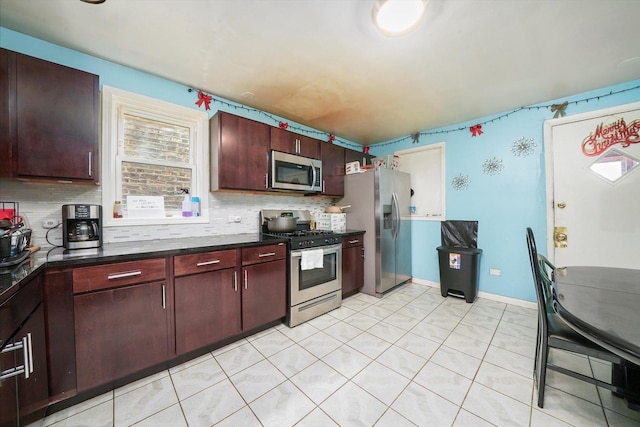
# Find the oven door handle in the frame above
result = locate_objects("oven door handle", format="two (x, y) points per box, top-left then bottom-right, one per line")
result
(291, 244), (342, 258)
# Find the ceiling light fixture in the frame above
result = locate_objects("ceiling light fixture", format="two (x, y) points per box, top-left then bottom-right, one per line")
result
(372, 0), (428, 36)
(80, 0), (106, 4)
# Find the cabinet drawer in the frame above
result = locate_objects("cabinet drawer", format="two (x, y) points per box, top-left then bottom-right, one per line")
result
(342, 235), (363, 248)
(242, 243), (286, 265)
(174, 249), (237, 277)
(73, 258), (166, 294)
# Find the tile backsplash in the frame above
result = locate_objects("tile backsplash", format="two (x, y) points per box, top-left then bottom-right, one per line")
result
(1, 179), (334, 249)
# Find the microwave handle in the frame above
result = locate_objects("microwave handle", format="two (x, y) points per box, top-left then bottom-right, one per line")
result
(310, 160), (317, 191)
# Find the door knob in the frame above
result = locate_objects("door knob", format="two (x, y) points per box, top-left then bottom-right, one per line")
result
(554, 227), (568, 248)
(557, 202), (566, 209)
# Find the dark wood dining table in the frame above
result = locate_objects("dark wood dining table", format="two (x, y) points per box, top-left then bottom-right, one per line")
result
(554, 266), (640, 366)
(554, 266), (640, 408)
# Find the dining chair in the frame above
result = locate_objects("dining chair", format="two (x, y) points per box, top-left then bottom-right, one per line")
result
(526, 227), (624, 408)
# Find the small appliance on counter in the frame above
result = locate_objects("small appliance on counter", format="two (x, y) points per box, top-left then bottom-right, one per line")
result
(0, 201), (33, 268)
(62, 204), (103, 250)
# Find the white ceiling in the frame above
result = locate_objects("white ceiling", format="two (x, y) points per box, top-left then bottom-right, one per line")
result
(1, 0), (640, 145)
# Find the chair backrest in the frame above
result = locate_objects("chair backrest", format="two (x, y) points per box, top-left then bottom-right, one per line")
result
(526, 227), (559, 336)
(526, 228), (547, 316)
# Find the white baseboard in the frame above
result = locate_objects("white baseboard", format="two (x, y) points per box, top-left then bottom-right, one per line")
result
(410, 278), (537, 310)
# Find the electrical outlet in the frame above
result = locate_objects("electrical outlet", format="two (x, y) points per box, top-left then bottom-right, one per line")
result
(489, 268), (501, 276)
(233, 216), (242, 223)
(42, 218), (60, 229)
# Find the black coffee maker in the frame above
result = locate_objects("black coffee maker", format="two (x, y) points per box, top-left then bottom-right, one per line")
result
(62, 204), (102, 250)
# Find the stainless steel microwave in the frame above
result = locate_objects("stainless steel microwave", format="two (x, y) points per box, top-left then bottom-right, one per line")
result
(270, 150), (322, 193)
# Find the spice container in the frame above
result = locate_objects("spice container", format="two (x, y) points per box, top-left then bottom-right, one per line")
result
(113, 201), (123, 218)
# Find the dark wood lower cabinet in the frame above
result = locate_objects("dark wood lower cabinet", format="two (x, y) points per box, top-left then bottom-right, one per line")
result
(0, 273), (48, 427)
(342, 234), (365, 298)
(17, 303), (48, 426)
(241, 259), (287, 331)
(73, 281), (169, 392)
(175, 268), (241, 355)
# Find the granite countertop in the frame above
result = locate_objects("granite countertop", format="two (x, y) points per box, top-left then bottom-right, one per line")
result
(0, 230), (365, 304)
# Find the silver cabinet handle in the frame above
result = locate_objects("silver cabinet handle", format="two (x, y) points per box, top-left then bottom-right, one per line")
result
(1, 340), (23, 354)
(161, 284), (166, 309)
(258, 252), (276, 258)
(244, 269), (248, 290)
(88, 152), (92, 177)
(265, 173), (269, 189)
(107, 270), (142, 280)
(348, 240), (360, 244)
(0, 335), (30, 380)
(26, 333), (33, 376)
(233, 271), (238, 292)
(196, 259), (221, 267)
(0, 365), (25, 380)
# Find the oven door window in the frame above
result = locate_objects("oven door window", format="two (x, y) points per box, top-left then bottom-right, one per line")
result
(298, 252), (337, 290)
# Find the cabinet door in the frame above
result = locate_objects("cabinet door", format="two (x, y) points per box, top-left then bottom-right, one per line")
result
(241, 260), (286, 331)
(74, 281), (169, 392)
(345, 148), (374, 166)
(270, 127), (320, 159)
(15, 52), (99, 182)
(212, 112), (270, 191)
(17, 303), (49, 426)
(321, 142), (345, 197)
(175, 269), (241, 355)
(0, 48), (14, 178)
(342, 236), (364, 298)
(0, 345), (18, 427)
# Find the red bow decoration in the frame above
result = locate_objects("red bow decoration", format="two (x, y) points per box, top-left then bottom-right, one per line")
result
(470, 124), (483, 137)
(328, 134), (335, 144)
(363, 146), (370, 154)
(279, 121), (289, 130)
(195, 91), (212, 110)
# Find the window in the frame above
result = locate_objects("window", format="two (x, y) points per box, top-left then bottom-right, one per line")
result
(102, 86), (209, 226)
(395, 142), (446, 220)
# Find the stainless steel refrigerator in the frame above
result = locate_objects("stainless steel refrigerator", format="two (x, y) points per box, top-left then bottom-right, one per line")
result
(340, 168), (412, 297)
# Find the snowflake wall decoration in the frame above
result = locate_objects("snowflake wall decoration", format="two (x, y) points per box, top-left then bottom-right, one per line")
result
(482, 157), (504, 175)
(451, 174), (470, 191)
(511, 137), (537, 157)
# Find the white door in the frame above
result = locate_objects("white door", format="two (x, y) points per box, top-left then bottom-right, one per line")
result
(544, 101), (640, 268)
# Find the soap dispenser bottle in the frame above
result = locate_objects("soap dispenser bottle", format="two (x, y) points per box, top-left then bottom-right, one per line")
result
(180, 188), (192, 217)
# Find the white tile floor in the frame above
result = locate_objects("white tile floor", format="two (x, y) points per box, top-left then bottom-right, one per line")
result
(40, 283), (640, 427)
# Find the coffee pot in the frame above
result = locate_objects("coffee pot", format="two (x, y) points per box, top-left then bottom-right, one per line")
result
(62, 204), (102, 249)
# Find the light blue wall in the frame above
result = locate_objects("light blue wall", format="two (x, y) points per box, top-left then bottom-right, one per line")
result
(0, 27), (361, 151)
(371, 81), (640, 302)
(3, 27), (639, 302)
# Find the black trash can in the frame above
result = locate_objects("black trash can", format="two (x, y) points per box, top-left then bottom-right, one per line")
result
(437, 221), (482, 303)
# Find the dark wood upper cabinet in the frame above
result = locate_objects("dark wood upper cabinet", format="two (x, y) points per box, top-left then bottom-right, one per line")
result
(0, 48), (99, 183)
(345, 147), (374, 166)
(321, 142), (345, 197)
(210, 111), (271, 192)
(0, 48), (14, 178)
(270, 127), (320, 159)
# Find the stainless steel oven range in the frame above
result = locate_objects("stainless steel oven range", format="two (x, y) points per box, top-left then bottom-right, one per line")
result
(261, 209), (342, 327)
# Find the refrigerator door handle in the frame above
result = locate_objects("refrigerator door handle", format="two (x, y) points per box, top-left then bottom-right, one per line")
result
(392, 192), (401, 240)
